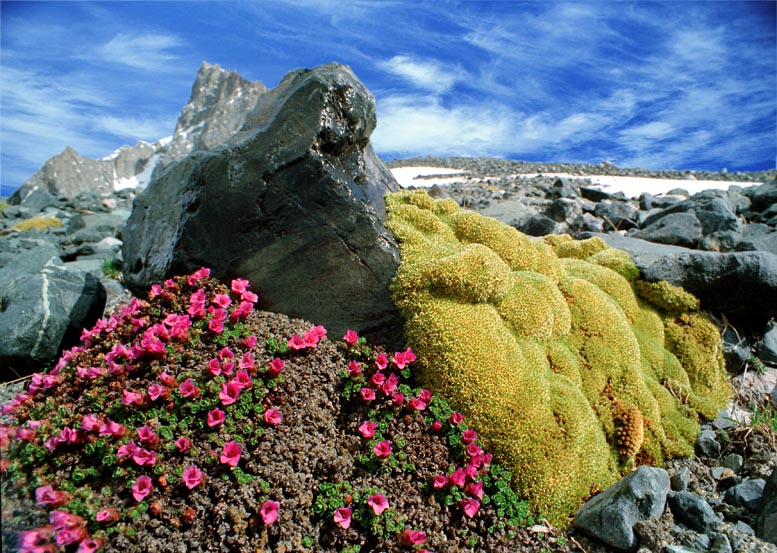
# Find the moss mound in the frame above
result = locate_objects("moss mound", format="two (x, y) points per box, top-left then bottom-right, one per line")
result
(386, 189), (731, 527)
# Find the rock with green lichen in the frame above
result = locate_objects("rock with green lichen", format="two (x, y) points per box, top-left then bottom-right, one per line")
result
(386, 189), (732, 527)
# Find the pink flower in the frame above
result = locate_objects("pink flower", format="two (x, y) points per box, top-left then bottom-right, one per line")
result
(220, 440), (242, 467)
(343, 329), (359, 345)
(117, 441), (138, 460)
(418, 389), (432, 403)
(464, 464), (479, 480)
(159, 372), (177, 387)
(333, 507), (352, 529)
(466, 442), (483, 458)
(360, 388), (376, 401)
(78, 538), (103, 553)
(213, 293), (232, 308)
(242, 335), (257, 348)
(121, 389), (144, 406)
(466, 481), (484, 500)
(179, 378), (199, 399)
(449, 468), (466, 487)
(433, 475), (448, 489)
(98, 418), (126, 438)
(207, 408), (226, 427)
(391, 392), (405, 407)
(50, 509), (83, 531)
(374, 353), (388, 370)
(460, 497), (481, 518)
(450, 412), (464, 425)
(96, 508), (119, 523)
(132, 447), (157, 467)
(131, 475), (153, 501)
(310, 325), (327, 339)
(260, 500), (279, 525)
(358, 421), (378, 438)
(287, 335), (306, 350)
(400, 529), (426, 546)
(219, 382), (242, 405)
(238, 352), (255, 371)
(175, 437), (192, 453)
(302, 331), (319, 348)
(367, 493), (389, 516)
(381, 373), (399, 395)
(208, 317), (224, 334)
(407, 397), (427, 411)
(58, 426), (79, 444)
(392, 348), (416, 369)
(187, 267), (210, 286)
(137, 426), (159, 447)
(461, 429), (477, 444)
(346, 360), (361, 377)
(147, 383), (168, 401)
(35, 485), (69, 507)
(80, 414), (102, 432)
(56, 526), (88, 548)
(207, 358), (222, 376)
(231, 278), (250, 294)
(431, 420), (442, 432)
(369, 372), (386, 387)
(17, 427), (36, 442)
(241, 290), (258, 303)
(373, 440), (392, 459)
(232, 370), (252, 389)
(182, 464), (204, 489)
(17, 527), (56, 552)
(188, 301), (206, 320)
(267, 358), (284, 377)
(264, 409), (282, 426)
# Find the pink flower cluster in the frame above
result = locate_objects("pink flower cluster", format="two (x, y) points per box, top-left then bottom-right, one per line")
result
(43, 426), (81, 453)
(208, 347), (235, 376)
(163, 313), (192, 341)
(35, 485), (70, 508)
(431, 424), (491, 519)
(288, 325), (327, 350)
(117, 440), (158, 467)
(18, 509), (98, 552)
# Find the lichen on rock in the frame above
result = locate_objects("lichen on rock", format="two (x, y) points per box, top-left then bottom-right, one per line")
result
(385, 189), (732, 527)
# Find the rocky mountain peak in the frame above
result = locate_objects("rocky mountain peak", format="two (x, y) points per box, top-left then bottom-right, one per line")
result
(160, 62), (268, 166)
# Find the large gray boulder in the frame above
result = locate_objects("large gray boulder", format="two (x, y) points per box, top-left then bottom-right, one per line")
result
(0, 247), (106, 377)
(573, 466), (670, 551)
(587, 233), (777, 327)
(122, 63), (401, 342)
(631, 211), (703, 248)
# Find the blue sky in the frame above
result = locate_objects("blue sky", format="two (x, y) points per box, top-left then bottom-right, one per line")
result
(1, 1), (775, 194)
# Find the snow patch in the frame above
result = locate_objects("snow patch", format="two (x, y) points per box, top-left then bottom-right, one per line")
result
(114, 153), (162, 191)
(390, 166), (762, 198)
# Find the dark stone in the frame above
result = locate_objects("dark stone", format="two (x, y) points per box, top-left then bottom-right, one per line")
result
(584, 233), (777, 329)
(573, 466), (670, 551)
(550, 177), (580, 199)
(756, 466), (777, 544)
(667, 491), (720, 533)
(0, 257), (106, 377)
(9, 186), (58, 212)
(710, 533), (733, 553)
(580, 185), (615, 203)
(122, 63), (402, 343)
(547, 197), (582, 222)
(520, 214), (559, 237)
(632, 212), (702, 248)
(594, 200), (638, 231)
(671, 466), (691, 491)
(722, 326), (750, 373)
(742, 179), (777, 212)
(757, 321), (777, 365)
(695, 429), (721, 458)
(724, 479), (766, 512)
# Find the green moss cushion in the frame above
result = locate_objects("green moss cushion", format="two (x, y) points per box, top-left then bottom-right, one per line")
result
(386, 189), (731, 527)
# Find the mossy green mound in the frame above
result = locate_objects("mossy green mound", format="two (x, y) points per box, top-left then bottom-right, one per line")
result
(386, 189), (731, 527)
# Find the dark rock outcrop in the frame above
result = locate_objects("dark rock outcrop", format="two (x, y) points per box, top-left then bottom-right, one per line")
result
(573, 466), (670, 551)
(586, 233), (777, 328)
(122, 63), (401, 342)
(0, 247), (106, 376)
(756, 467), (777, 544)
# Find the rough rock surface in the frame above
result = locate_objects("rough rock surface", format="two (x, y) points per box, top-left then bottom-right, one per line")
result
(586, 233), (777, 328)
(573, 466), (670, 551)
(122, 63), (401, 342)
(0, 249), (105, 374)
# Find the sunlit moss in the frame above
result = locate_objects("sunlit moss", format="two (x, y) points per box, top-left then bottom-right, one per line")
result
(13, 216), (63, 232)
(386, 190), (731, 527)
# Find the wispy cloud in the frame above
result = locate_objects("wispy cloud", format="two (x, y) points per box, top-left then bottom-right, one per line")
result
(92, 32), (187, 71)
(378, 55), (466, 94)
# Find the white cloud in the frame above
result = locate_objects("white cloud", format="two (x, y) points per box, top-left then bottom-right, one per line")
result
(378, 55), (466, 94)
(93, 32), (186, 71)
(92, 116), (173, 142)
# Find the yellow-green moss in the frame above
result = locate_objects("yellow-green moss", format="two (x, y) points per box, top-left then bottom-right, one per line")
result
(13, 216), (63, 232)
(635, 280), (700, 313)
(386, 190), (731, 527)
